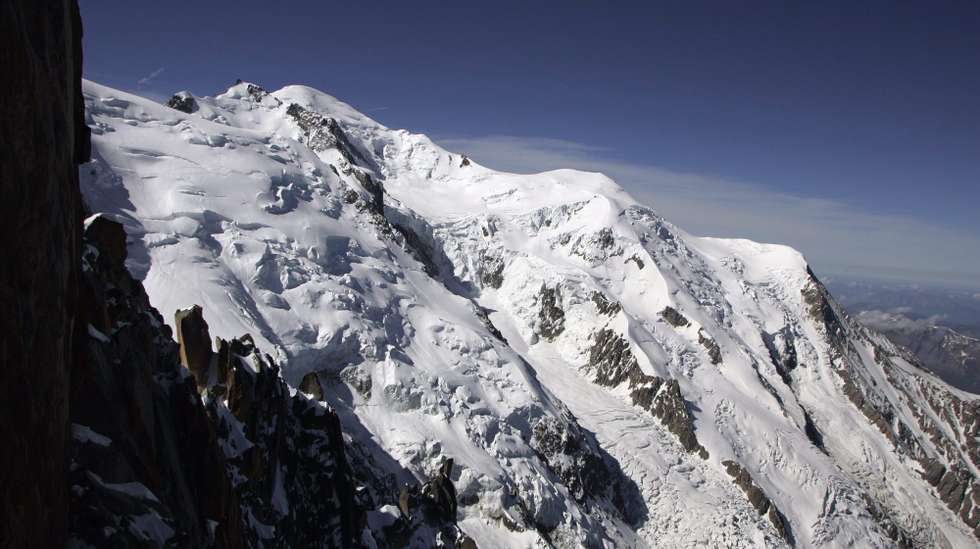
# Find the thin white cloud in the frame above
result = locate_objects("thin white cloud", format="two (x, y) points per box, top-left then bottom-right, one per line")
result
(436, 135), (980, 287)
(137, 67), (165, 86)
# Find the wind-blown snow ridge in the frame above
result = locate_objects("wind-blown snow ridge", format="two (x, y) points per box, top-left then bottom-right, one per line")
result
(81, 78), (980, 548)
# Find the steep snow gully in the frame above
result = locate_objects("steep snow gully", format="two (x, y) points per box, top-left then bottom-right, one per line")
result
(79, 79), (980, 548)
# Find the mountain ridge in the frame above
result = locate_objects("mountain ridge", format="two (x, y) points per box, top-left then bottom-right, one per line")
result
(78, 78), (980, 547)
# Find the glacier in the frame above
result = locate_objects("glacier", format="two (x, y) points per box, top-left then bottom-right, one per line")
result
(79, 79), (980, 548)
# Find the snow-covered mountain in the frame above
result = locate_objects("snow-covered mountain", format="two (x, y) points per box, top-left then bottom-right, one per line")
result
(80, 79), (980, 548)
(855, 311), (980, 395)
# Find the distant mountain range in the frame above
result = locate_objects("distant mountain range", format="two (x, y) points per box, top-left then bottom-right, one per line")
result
(827, 277), (980, 395)
(826, 275), (980, 331)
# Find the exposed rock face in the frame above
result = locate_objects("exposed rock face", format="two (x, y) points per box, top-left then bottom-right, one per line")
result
(424, 459), (458, 523)
(537, 284), (565, 340)
(354, 170), (385, 215)
(801, 268), (847, 351)
(763, 327), (798, 384)
(167, 91), (198, 113)
(479, 254), (505, 289)
(69, 216), (429, 547)
(661, 306), (690, 328)
(591, 291), (621, 316)
(175, 304), (212, 386)
(803, 269), (980, 542)
(385, 461), (472, 549)
(590, 329), (708, 459)
(74, 209), (493, 547)
(722, 460), (794, 544)
(591, 328), (643, 387)
(660, 308), (723, 365)
(914, 396), (980, 539)
(530, 414), (645, 525)
(651, 380), (709, 459)
(300, 371), (324, 400)
(286, 102), (370, 168)
(698, 329), (723, 365)
(71, 216), (440, 548)
(70, 216), (246, 548)
(854, 309), (980, 394)
(202, 338), (363, 548)
(0, 1), (88, 547)
(248, 83), (268, 99)
(391, 221), (440, 276)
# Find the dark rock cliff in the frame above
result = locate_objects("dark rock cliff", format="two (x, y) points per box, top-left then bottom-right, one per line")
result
(70, 216), (248, 548)
(589, 329), (709, 459)
(0, 1), (88, 547)
(804, 269), (980, 543)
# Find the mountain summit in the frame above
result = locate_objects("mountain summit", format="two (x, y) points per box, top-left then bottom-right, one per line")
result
(78, 79), (980, 547)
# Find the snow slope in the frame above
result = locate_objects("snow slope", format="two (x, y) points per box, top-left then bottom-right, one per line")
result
(81, 79), (980, 548)
(855, 310), (980, 394)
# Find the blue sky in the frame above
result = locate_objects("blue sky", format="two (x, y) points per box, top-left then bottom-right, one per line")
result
(80, 1), (980, 288)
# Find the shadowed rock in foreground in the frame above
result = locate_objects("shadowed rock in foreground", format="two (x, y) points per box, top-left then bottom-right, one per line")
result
(0, 0), (88, 546)
(69, 215), (469, 547)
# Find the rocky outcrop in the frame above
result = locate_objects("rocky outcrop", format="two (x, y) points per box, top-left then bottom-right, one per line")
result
(661, 306), (689, 328)
(537, 284), (565, 340)
(384, 460), (474, 549)
(423, 458), (458, 523)
(300, 371), (324, 400)
(0, 1), (88, 547)
(591, 291), (621, 316)
(204, 336), (363, 548)
(69, 216), (379, 547)
(833, 352), (980, 540)
(567, 227), (623, 265)
(529, 418), (596, 500)
(762, 327), (798, 385)
(70, 216), (246, 548)
(915, 398), (980, 539)
(481, 257), (505, 289)
(167, 91), (198, 113)
(284, 98), (388, 217)
(804, 268), (980, 541)
(801, 268), (848, 351)
(861, 494), (916, 548)
(240, 81), (270, 101)
(286, 102), (370, 168)
(722, 460), (794, 545)
(354, 170), (385, 216)
(530, 414), (645, 525)
(651, 380), (709, 459)
(698, 329), (723, 365)
(176, 304), (212, 386)
(660, 307), (722, 365)
(392, 221), (440, 276)
(589, 329), (708, 459)
(591, 328), (644, 387)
